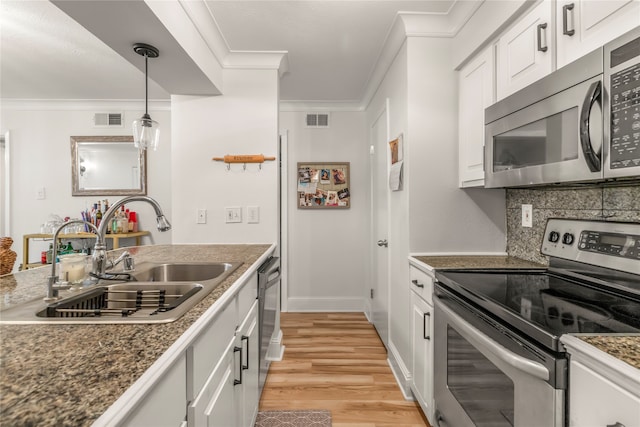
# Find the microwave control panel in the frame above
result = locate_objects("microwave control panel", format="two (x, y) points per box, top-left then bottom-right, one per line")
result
(610, 61), (640, 170)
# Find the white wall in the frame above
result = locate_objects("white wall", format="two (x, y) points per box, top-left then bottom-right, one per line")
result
(0, 102), (172, 270)
(170, 69), (279, 244)
(364, 36), (506, 387)
(280, 111), (369, 311)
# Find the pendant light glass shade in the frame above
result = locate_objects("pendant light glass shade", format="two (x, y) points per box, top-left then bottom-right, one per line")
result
(132, 43), (160, 151)
(132, 113), (160, 151)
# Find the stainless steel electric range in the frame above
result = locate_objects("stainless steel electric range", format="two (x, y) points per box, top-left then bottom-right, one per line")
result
(433, 218), (640, 427)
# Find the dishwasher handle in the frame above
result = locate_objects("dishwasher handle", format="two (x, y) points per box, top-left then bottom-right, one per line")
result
(259, 256), (281, 290)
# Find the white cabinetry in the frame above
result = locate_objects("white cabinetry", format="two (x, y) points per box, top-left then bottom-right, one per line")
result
(556, 0), (640, 69)
(91, 250), (274, 427)
(188, 336), (238, 427)
(188, 272), (259, 427)
(458, 45), (495, 187)
(561, 335), (640, 427)
(409, 265), (435, 423)
(497, 0), (554, 100)
(570, 361), (640, 427)
(122, 355), (188, 427)
(235, 301), (260, 427)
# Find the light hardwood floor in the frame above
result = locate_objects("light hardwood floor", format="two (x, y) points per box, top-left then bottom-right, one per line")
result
(259, 312), (431, 427)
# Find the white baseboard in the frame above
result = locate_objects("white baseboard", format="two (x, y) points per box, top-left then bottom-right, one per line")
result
(285, 297), (365, 312)
(266, 329), (285, 362)
(387, 340), (413, 400)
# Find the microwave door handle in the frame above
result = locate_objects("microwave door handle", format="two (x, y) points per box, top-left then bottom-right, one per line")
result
(580, 80), (602, 172)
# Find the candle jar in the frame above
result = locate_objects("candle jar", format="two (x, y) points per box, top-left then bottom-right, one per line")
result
(59, 253), (89, 286)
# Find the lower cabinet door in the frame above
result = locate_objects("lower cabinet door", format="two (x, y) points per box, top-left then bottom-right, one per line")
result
(411, 291), (434, 423)
(570, 360), (640, 427)
(237, 301), (260, 427)
(189, 337), (238, 427)
(122, 355), (187, 427)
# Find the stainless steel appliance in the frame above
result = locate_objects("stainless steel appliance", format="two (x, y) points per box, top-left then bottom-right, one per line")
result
(257, 256), (280, 394)
(433, 218), (640, 427)
(484, 27), (640, 188)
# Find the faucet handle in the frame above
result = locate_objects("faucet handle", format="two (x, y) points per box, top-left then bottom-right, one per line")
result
(123, 256), (135, 271)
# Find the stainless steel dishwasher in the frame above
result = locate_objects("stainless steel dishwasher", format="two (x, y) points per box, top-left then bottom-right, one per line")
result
(257, 256), (280, 394)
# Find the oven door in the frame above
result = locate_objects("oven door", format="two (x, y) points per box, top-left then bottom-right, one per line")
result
(485, 74), (603, 188)
(433, 293), (564, 427)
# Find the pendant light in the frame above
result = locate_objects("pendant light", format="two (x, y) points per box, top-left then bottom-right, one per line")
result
(132, 43), (160, 151)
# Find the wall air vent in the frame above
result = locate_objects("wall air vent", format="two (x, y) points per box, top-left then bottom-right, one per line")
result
(94, 112), (123, 127)
(305, 113), (330, 128)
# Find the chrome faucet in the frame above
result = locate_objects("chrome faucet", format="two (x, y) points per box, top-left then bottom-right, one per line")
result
(92, 195), (171, 276)
(46, 220), (99, 301)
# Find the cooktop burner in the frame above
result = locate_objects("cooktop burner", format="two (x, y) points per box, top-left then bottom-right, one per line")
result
(435, 219), (640, 352)
(439, 270), (640, 336)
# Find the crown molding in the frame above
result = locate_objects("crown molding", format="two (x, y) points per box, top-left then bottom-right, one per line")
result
(177, 0), (290, 81)
(0, 99), (171, 111)
(360, 1), (483, 110)
(226, 51), (290, 77)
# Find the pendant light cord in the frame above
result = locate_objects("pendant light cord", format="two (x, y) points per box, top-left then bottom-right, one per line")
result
(145, 53), (149, 117)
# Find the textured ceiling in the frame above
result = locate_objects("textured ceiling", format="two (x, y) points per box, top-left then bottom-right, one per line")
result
(0, 0), (169, 100)
(1, 0), (458, 102)
(207, 1), (456, 102)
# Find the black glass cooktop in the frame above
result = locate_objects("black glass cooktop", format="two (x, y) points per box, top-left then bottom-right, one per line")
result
(435, 269), (640, 351)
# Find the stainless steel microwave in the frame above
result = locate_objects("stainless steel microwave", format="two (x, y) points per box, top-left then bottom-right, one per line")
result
(484, 27), (640, 188)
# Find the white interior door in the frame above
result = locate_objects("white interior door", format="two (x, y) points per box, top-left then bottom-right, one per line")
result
(370, 101), (389, 348)
(0, 131), (10, 237)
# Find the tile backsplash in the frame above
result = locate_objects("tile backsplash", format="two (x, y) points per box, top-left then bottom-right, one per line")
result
(506, 185), (640, 265)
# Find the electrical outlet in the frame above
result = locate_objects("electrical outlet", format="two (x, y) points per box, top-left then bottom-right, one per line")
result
(36, 187), (46, 200)
(225, 207), (242, 223)
(522, 204), (533, 228)
(247, 206), (260, 224)
(197, 209), (207, 224)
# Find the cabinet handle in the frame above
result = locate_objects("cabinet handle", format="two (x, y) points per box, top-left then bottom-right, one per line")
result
(562, 3), (575, 36)
(423, 312), (431, 340)
(241, 335), (249, 370)
(537, 23), (548, 52)
(412, 279), (424, 288)
(606, 423), (626, 427)
(233, 346), (243, 386)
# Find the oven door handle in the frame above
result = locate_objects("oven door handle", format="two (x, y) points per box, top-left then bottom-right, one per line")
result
(437, 297), (549, 381)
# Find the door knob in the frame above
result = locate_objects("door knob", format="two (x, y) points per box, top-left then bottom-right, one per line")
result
(377, 239), (388, 247)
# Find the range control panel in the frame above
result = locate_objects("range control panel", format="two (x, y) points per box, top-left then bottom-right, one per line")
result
(541, 219), (640, 274)
(579, 230), (640, 259)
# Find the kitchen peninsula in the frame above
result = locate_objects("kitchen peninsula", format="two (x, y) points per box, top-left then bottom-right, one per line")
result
(0, 243), (274, 426)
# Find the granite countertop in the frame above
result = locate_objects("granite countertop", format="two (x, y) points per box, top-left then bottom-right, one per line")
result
(411, 255), (547, 270)
(410, 254), (640, 373)
(0, 244), (272, 427)
(578, 336), (640, 370)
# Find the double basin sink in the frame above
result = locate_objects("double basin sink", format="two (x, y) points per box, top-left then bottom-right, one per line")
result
(0, 261), (242, 324)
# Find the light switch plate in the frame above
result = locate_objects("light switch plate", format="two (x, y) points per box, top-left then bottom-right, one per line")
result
(247, 206), (260, 224)
(225, 207), (242, 223)
(522, 204), (533, 228)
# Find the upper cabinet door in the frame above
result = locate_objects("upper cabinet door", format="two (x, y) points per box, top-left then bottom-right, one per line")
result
(556, 0), (640, 69)
(497, 0), (554, 100)
(458, 45), (495, 187)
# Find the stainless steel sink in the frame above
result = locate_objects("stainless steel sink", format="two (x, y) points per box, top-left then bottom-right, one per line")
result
(0, 261), (242, 324)
(131, 262), (234, 282)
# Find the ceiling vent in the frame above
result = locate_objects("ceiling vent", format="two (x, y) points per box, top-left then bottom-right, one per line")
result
(94, 112), (123, 127)
(306, 113), (330, 128)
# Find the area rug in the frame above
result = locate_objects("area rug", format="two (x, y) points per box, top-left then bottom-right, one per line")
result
(255, 410), (332, 427)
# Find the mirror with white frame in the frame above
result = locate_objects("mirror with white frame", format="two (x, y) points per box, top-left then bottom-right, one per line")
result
(71, 136), (147, 196)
